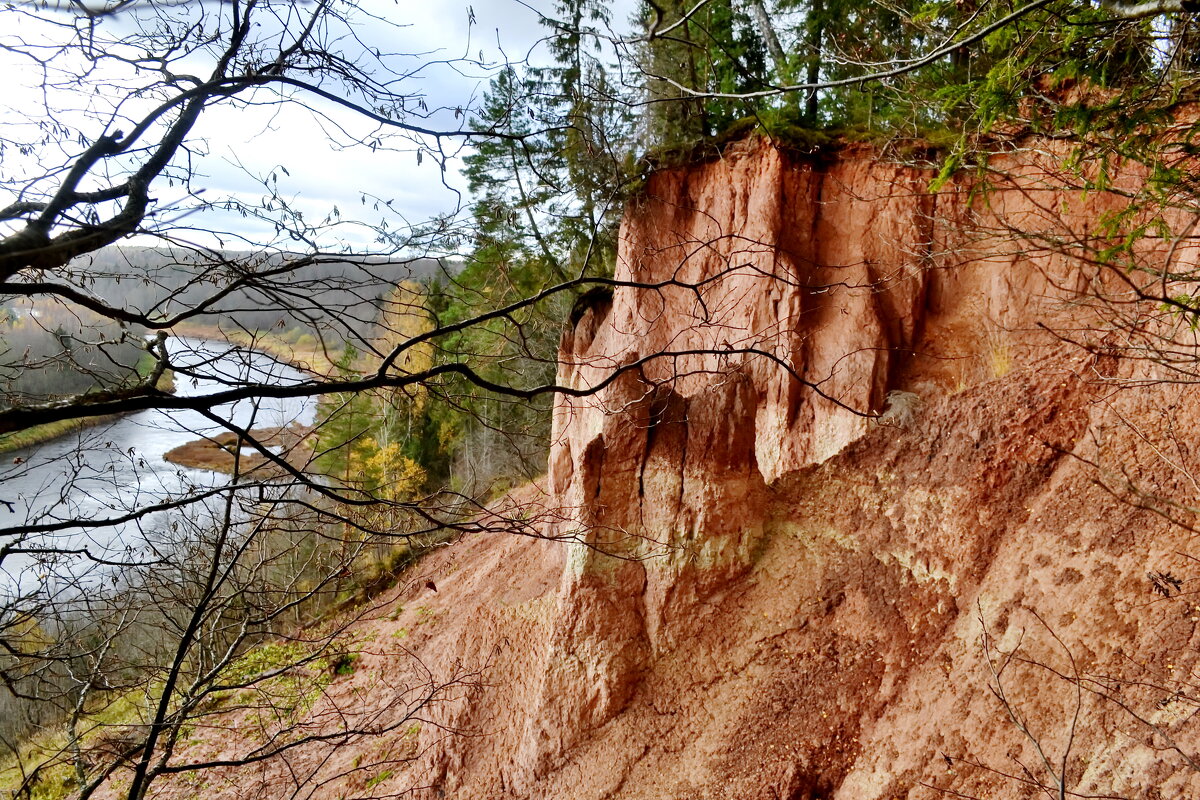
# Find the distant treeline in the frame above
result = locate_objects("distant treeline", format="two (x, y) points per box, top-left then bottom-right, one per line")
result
(76, 246), (452, 337)
(0, 302), (147, 411)
(0, 246), (453, 413)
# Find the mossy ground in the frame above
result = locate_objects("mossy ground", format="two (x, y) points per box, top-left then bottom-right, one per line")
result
(0, 635), (356, 800)
(635, 115), (959, 184)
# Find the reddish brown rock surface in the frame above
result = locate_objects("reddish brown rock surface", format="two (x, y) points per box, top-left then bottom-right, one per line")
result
(144, 140), (1200, 799)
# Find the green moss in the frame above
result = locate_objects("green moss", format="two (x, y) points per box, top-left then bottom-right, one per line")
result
(331, 653), (359, 676)
(0, 686), (152, 800)
(327, 534), (454, 616)
(632, 114), (958, 190)
(24, 763), (76, 800)
(222, 641), (311, 685)
(637, 116), (763, 172)
(365, 769), (393, 789)
(215, 638), (357, 719)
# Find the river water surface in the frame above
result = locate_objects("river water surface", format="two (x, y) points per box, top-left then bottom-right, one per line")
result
(0, 338), (316, 584)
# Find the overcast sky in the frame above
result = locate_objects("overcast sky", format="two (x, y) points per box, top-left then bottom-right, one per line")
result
(0, 0), (638, 254)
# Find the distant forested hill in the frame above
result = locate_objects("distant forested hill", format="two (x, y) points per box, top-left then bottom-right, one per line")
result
(0, 247), (454, 411)
(75, 246), (453, 335)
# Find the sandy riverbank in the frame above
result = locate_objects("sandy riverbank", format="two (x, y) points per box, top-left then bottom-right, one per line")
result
(163, 423), (316, 476)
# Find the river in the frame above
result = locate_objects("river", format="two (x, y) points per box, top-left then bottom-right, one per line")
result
(0, 338), (317, 585)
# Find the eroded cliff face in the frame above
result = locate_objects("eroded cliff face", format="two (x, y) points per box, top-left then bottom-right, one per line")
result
(431, 139), (1200, 799)
(510, 140), (1130, 789)
(149, 140), (1200, 800)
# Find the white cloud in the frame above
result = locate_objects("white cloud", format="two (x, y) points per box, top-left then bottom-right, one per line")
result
(0, 0), (638, 253)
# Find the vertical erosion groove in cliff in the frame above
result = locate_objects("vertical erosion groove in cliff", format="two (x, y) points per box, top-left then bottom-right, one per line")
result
(549, 139), (1094, 568)
(402, 140), (1200, 800)
(516, 135), (1200, 790)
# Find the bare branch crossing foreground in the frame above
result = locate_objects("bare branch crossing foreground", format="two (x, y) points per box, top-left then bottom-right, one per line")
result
(5, 0), (1200, 797)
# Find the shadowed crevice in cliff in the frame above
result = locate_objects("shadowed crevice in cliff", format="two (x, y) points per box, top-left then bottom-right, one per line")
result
(514, 138), (1172, 797)
(517, 359), (771, 781)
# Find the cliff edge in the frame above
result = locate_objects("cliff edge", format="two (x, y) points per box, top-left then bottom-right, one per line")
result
(154, 139), (1200, 800)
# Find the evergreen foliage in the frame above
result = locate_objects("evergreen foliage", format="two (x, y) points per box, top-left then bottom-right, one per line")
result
(9, 1), (1200, 796)
(405, 0), (636, 494)
(299, 0), (1200, 506)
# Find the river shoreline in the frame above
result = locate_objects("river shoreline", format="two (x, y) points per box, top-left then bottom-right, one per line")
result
(168, 322), (333, 377)
(1, 337), (318, 560)
(0, 325), (325, 458)
(0, 370), (176, 455)
(163, 423), (316, 475)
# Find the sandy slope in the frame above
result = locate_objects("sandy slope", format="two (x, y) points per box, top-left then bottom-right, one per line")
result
(132, 140), (1200, 799)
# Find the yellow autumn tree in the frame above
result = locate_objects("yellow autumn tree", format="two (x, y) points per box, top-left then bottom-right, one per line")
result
(354, 438), (426, 505)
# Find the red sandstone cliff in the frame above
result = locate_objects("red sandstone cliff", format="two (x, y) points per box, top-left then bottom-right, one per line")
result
(155, 139), (1200, 799)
